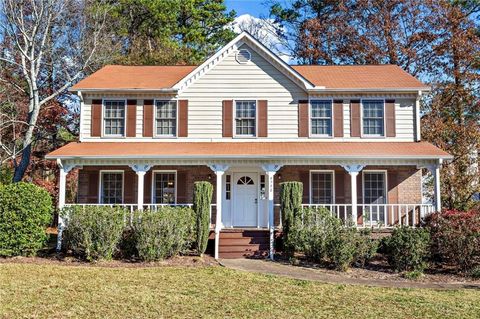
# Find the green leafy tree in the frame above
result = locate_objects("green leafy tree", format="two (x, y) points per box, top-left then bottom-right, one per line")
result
(102, 0), (236, 65)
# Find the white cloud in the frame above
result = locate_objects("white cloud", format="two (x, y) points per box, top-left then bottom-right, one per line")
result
(229, 14), (291, 63)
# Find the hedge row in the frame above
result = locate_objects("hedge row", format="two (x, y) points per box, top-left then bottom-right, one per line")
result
(63, 205), (196, 261)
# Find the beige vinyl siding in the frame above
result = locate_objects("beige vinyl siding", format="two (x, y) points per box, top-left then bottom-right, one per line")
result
(82, 99), (92, 138)
(180, 43), (307, 138)
(395, 99), (415, 140)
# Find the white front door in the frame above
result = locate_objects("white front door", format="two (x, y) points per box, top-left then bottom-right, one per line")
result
(233, 173), (258, 227)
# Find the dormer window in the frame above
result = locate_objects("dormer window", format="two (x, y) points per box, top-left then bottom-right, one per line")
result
(310, 100), (332, 136)
(235, 100), (256, 137)
(103, 100), (126, 137)
(155, 100), (177, 137)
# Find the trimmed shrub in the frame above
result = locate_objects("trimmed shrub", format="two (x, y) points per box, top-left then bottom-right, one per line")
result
(63, 205), (125, 261)
(425, 210), (480, 271)
(280, 181), (303, 257)
(0, 182), (52, 256)
(133, 207), (194, 261)
(193, 181), (213, 255)
(292, 207), (378, 271)
(384, 226), (430, 272)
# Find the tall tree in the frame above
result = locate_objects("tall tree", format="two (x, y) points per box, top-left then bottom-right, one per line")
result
(0, 0), (110, 182)
(102, 0), (236, 65)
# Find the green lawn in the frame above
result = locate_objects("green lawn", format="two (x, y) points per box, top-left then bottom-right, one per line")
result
(0, 263), (479, 318)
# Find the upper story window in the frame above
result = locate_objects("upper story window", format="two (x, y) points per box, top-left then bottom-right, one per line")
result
(310, 100), (332, 136)
(235, 100), (256, 137)
(155, 100), (177, 137)
(362, 100), (384, 136)
(104, 100), (125, 137)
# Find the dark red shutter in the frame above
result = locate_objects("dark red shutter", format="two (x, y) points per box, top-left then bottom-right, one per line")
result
(144, 171), (152, 203)
(350, 100), (361, 137)
(385, 99), (396, 137)
(335, 170), (346, 204)
(124, 170), (135, 203)
(222, 100), (233, 137)
(143, 100), (154, 137)
(298, 100), (309, 137)
(176, 171), (187, 203)
(258, 100), (268, 137)
(88, 170), (99, 203)
(333, 100), (344, 137)
(126, 99), (137, 137)
(91, 99), (102, 137)
(178, 100), (188, 137)
(299, 171), (310, 204)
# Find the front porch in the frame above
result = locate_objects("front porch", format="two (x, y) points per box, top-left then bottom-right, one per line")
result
(57, 160), (441, 259)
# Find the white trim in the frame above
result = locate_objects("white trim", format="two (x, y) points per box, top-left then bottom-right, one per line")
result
(99, 170), (125, 204)
(172, 32), (315, 92)
(151, 170), (178, 204)
(101, 98), (127, 138)
(360, 99), (386, 138)
(362, 170), (388, 205)
(309, 170), (336, 204)
(153, 99), (178, 138)
(308, 98), (334, 138)
(233, 99), (258, 138)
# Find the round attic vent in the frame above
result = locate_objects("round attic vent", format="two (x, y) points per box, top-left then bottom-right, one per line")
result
(236, 49), (251, 64)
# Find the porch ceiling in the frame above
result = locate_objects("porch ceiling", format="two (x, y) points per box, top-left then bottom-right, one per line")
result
(46, 141), (451, 161)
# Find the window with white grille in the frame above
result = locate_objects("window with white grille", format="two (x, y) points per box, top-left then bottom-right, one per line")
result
(155, 100), (177, 136)
(310, 100), (332, 136)
(101, 172), (123, 204)
(153, 172), (176, 204)
(310, 171), (334, 204)
(362, 100), (384, 136)
(104, 100), (125, 136)
(235, 101), (256, 136)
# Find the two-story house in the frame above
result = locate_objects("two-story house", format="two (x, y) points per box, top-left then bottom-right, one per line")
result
(47, 32), (451, 259)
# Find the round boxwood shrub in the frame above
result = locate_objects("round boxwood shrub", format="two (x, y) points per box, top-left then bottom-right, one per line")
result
(384, 226), (430, 273)
(0, 182), (53, 256)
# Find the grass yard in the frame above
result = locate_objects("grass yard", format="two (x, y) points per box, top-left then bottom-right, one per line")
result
(0, 263), (479, 319)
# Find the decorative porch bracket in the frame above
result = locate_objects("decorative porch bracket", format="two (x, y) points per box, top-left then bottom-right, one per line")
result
(208, 164), (230, 260)
(129, 164), (153, 211)
(261, 164), (283, 260)
(341, 164), (365, 226)
(56, 159), (81, 252)
(424, 159), (443, 212)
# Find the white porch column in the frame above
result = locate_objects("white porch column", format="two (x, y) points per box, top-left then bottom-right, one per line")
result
(56, 159), (77, 252)
(427, 160), (443, 212)
(341, 165), (365, 226)
(129, 164), (153, 210)
(261, 164), (282, 260)
(208, 164), (229, 260)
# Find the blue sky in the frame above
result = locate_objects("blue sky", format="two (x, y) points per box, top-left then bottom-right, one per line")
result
(225, 0), (270, 18)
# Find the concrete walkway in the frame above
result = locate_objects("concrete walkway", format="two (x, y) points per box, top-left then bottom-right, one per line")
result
(220, 259), (480, 290)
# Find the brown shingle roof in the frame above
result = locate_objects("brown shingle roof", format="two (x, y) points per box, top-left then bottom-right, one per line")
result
(71, 64), (428, 91)
(46, 142), (450, 159)
(291, 65), (427, 89)
(71, 65), (196, 90)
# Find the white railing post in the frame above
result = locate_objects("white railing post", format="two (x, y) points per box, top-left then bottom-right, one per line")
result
(129, 164), (153, 211)
(261, 164), (283, 261)
(56, 160), (77, 252)
(341, 165), (365, 227)
(208, 164), (229, 260)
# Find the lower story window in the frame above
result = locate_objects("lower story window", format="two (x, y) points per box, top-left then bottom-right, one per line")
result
(363, 171), (387, 222)
(310, 171), (334, 204)
(101, 171), (123, 204)
(153, 172), (176, 204)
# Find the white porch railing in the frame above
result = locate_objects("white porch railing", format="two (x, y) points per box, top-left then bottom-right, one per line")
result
(275, 203), (435, 229)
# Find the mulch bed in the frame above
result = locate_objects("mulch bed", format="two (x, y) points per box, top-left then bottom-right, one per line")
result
(277, 254), (480, 284)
